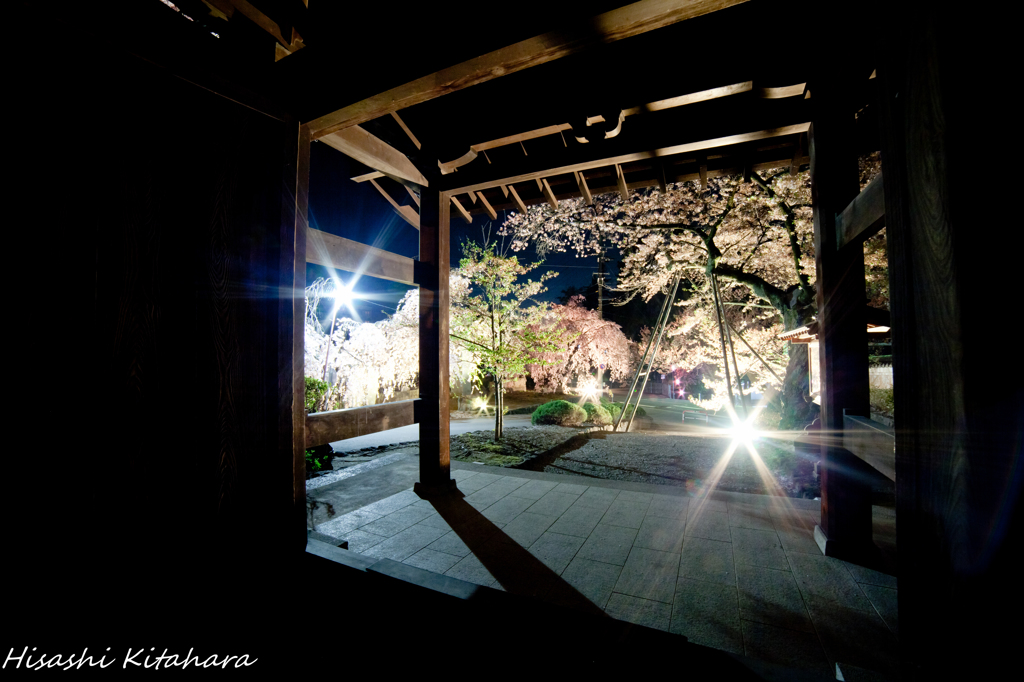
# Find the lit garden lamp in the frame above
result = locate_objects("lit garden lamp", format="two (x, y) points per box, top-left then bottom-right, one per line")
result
(473, 396), (491, 416)
(320, 279), (357, 381)
(724, 401), (767, 456)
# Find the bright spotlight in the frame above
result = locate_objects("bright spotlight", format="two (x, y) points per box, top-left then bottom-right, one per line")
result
(328, 279), (357, 317)
(473, 397), (490, 414)
(730, 420), (759, 444)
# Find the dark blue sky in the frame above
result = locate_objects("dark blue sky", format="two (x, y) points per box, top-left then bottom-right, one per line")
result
(307, 142), (608, 323)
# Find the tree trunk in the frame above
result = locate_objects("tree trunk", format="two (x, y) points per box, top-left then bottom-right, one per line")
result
(493, 374), (503, 440)
(778, 295), (819, 430)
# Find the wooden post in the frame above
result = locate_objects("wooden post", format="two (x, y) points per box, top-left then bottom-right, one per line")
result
(415, 186), (456, 496)
(809, 76), (873, 560)
(284, 120), (310, 553)
(878, 5), (1022, 676)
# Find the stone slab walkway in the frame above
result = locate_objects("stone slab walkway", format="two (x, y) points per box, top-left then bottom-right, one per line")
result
(316, 465), (899, 679)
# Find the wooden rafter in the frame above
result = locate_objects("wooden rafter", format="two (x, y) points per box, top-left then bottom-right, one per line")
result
(451, 196), (473, 224)
(306, 0), (752, 138)
(615, 164), (629, 202)
(441, 122), (811, 196)
(390, 111), (422, 150)
(575, 171), (593, 204)
(540, 178), (558, 208)
(476, 192), (498, 220)
(507, 185), (529, 214)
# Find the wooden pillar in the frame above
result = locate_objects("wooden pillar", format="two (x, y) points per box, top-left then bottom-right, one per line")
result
(284, 120), (311, 551)
(415, 186), (456, 495)
(878, 4), (1022, 676)
(810, 76), (873, 559)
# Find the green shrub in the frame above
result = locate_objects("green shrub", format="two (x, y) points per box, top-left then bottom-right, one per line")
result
(305, 376), (329, 412)
(753, 401), (782, 431)
(582, 402), (612, 426)
(869, 388), (894, 417)
(531, 400), (587, 426)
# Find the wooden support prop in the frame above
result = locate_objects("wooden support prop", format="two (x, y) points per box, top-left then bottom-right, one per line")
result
(499, 184), (509, 198)
(321, 126), (428, 186)
(369, 178), (420, 229)
(615, 164), (629, 202)
(466, 190), (477, 204)
(305, 400), (417, 448)
(507, 184), (529, 214)
(540, 178), (558, 208)
(451, 196), (473, 224)
(477, 191), (498, 220)
(835, 171), (885, 249)
(390, 111), (422, 149)
(698, 156), (708, 190)
(575, 172), (593, 204)
(307, 0), (750, 138)
(306, 229), (416, 285)
(351, 170), (385, 183)
(656, 162), (667, 193)
(406, 186), (421, 207)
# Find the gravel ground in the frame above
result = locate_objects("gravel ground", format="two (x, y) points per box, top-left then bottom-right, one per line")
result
(319, 423), (816, 498)
(540, 431), (808, 497)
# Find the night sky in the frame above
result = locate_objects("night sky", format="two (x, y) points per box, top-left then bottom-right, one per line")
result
(307, 141), (610, 324)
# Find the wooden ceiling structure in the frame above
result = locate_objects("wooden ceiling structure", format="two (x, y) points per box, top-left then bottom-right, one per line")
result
(19, 1), (1018, 677)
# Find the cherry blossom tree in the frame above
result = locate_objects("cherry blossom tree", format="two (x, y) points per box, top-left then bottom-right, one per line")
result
(500, 165), (828, 426)
(449, 240), (565, 440)
(526, 295), (634, 394)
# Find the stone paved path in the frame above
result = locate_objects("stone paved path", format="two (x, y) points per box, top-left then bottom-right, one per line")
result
(316, 464), (899, 679)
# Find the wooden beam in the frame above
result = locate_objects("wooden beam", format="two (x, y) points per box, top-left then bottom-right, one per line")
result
(507, 184), (529, 214)
(655, 163), (667, 192)
(466, 190), (477, 204)
(443, 123), (811, 196)
(699, 162), (708, 190)
(615, 164), (629, 202)
(477, 191), (498, 220)
(576, 171), (594, 204)
(755, 84), (806, 99)
(390, 111), (422, 150)
(450, 196), (473, 224)
(623, 81), (752, 116)
(540, 178), (558, 208)
(320, 126), (428, 186)
(369, 178), (420, 229)
(836, 171), (885, 249)
(842, 414), (895, 482)
(306, 0), (751, 138)
(437, 82), (759, 174)
(473, 124), (574, 152)
(305, 400), (417, 448)
(306, 229), (416, 285)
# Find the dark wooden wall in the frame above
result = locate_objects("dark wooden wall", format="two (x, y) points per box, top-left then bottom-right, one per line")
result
(8, 3), (302, 652)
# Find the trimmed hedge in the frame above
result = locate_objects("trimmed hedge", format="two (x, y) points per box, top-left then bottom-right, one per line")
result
(582, 402), (612, 426)
(531, 400), (587, 426)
